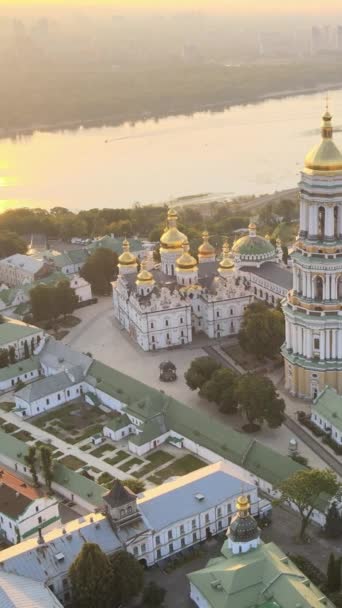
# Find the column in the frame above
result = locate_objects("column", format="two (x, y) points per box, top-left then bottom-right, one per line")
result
(306, 330), (313, 359)
(307, 274), (312, 299)
(309, 206), (316, 237)
(300, 200), (306, 234)
(285, 320), (290, 347)
(297, 326), (302, 355)
(331, 274), (337, 300)
(293, 269), (298, 292)
(291, 325), (298, 354)
(325, 329), (331, 359)
(320, 330), (325, 360)
(302, 329), (307, 357)
(325, 206), (335, 239)
(332, 329), (337, 359)
(326, 275), (331, 301)
(338, 329), (342, 358)
(338, 205), (342, 238)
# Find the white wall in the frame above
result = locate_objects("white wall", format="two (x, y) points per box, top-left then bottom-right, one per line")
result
(0, 367), (40, 392)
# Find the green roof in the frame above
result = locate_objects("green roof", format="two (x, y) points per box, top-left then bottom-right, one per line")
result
(130, 417), (167, 445)
(188, 541), (334, 608)
(313, 387), (342, 432)
(104, 413), (131, 432)
(232, 235), (275, 256)
(67, 249), (89, 264)
(88, 236), (143, 255)
(0, 318), (41, 346)
(0, 357), (39, 382)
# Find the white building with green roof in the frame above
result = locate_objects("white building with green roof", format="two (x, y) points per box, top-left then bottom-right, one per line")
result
(188, 495), (334, 608)
(0, 317), (44, 360)
(311, 386), (342, 445)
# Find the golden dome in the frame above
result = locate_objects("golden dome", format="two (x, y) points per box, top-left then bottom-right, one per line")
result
(305, 110), (342, 173)
(136, 260), (155, 286)
(198, 231), (215, 257)
(118, 239), (137, 266)
(219, 241), (234, 271)
(236, 495), (250, 513)
(176, 241), (198, 270)
(160, 208), (187, 250)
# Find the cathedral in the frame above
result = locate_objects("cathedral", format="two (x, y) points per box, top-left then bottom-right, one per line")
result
(282, 108), (342, 399)
(112, 209), (288, 351)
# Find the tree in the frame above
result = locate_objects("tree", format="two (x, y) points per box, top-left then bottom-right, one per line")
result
(23, 340), (30, 359)
(0, 349), (9, 368)
(0, 231), (27, 258)
(24, 446), (39, 487)
(124, 478), (145, 494)
(81, 248), (118, 295)
(30, 338), (35, 355)
(282, 244), (289, 265)
(110, 550), (144, 607)
(69, 543), (114, 608)
(184, 356), (221, 391)
(55, 280), (78, 317)
(142, 581), (166, 607)
(30, 284), (54, 322)
(277, 469), (341, 540)
(236, 373), (285, 430)
(325, 501), (342, 539)
(200, 368), (238, 414)
(14, 379), (25, 392)
(239, 302), (285, 360)
(8, 346), (16, 364)
(40, 446), (54, 494)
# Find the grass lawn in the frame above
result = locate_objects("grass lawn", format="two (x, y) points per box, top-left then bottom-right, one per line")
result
(80, 444), (92, 451)
(34, 440), (54, 450)
(2, 423), (19, 434)
(13, 429), (33, 442)
(58, 315), (81, 328)
(67, 424), (103, 444)
(90, 443), (113, 458)
(135, 450), (174, 479)
(119, 457), (144, 472)
(151, 455), (206, 483)
(104, 450), (129, 466)
(98, 472), (115, 486)
(222, 343), (261, 371)
(53, 450), (64, 458)
(0, 402), (15, 412)
(59, 455), (86, 471)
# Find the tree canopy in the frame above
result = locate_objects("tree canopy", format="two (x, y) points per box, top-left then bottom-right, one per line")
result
(110, 550), (144, 607)
(184, 356), (221, 391)
(80, 247), (117, 295)
(200, 367), (238, 414)
(235, 373), (285, 430)
(30, 280), (78, 322)
(277, 469), (341, 539)
(239, 301), (285, 360)
(69, 543), (114, 608)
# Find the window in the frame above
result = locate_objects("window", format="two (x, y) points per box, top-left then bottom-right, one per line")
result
(9, 522), (12, 529)
(314, 338), (320, 350)
(141, 543), (146, 553)
(155, 535), (160, 545)
(165, 320), (169, 327)
(181, 330), (184, 337)
(38, 516), (42, 524)
(216, 311), (220, 317)
(167, 333), (170, 340)
(217, 324), (220, 330)
(180, 524), (185, 535)
(192, 519), (196, 530)
(46, 399), (49, 406)
(168, 530), (173, 540)
(133, 546), (139, 556)
(218, 520), (222, 530)
(169, 543), (174, 553)
(181, 537), (186, 547)
(192, 532), (197, 542)
(62, 578), (68, 589)
(227, 503), (231, 513)
(205, 514), (209, 523)
(67, 390), (70, 397)
(151, 322), (154, 329)
(152, 336), (155, 343)
(35, 506), (39, 513)
(127, 506), (132, 514)
(120, 509), (125, 517)
(180, 317), (183, 324)
(157, 548), (161, 559)
(197, 305), (200, 311)
(58, 394), (61, 401)
(217, 507), (222, 517)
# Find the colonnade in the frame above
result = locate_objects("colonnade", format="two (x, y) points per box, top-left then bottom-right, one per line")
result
(285, 319), (342, 360)
(293, 268), (342, 300)
(300, 201), (342, 239)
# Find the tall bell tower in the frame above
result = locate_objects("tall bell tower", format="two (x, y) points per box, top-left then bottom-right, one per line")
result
(282, 108), (342, 399)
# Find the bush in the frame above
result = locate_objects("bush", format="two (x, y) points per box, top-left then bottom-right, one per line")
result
(288, 554), (326, 588)
(291, 454), (309, 466)
(322, 435), (342, 455)
(142, 582), (166, 607)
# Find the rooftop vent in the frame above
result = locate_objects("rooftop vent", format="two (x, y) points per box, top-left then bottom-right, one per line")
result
(95, 522), (100, 529)
(62, 528), (66, 534)
(210, 579), (223, 591)
(55, 553), (65, 562)
(90, 516), (94, 523)
(78, 516), (85, 524)
(66, 534), (72, 541)
(195, 493), (205, 501)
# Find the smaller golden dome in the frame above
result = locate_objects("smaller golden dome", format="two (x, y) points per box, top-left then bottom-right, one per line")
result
(304, 110), (342, 172)
(248, 222), (256, 231)
(118, 239), (137, 266)
(136, 261), (155, 286)
(198, 231), (215, 257)
(236, 495), (250, 513)
(160, 208), (187, 250)
(219, 241), (234, 271)
(176, 241), (198, 270)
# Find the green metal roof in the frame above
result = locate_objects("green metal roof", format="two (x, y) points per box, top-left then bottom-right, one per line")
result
(313, 386), (342, 432)
(88, 236), (143, 255)
(0, 357), (39, 382)
(188, 541), (334, 608)
(0, 318), (41, 346)
(104, 414), (131, 432)
(232, 235), (275, 257)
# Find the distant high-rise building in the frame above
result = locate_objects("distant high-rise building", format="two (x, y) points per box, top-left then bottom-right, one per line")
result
(337, 25), (342, 51)
(311, 26), (321, 54)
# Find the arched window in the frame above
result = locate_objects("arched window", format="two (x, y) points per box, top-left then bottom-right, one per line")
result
(314, 276), (323, 301)
(334, 206), (339, 239)
(318, 206), (325, 239)
(297, 270), (302, 294)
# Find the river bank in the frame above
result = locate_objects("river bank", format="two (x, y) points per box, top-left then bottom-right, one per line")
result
(1, 78), (342, 141)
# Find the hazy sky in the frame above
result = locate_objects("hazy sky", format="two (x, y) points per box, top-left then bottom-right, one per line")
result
(2, 0), (342, 15)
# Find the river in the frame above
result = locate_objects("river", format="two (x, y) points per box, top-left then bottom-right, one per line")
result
(0, 88), (341, 212)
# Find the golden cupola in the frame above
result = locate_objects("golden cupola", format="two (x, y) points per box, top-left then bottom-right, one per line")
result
(218, 240), (234, 274)
(176, 241), (198, 271)
(198, 231), (215, 262)
(136, 260), (155, 287)
(160, 208), (187, 251)
(304, 109), (342, 173)
(118, 239), (137, 273)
